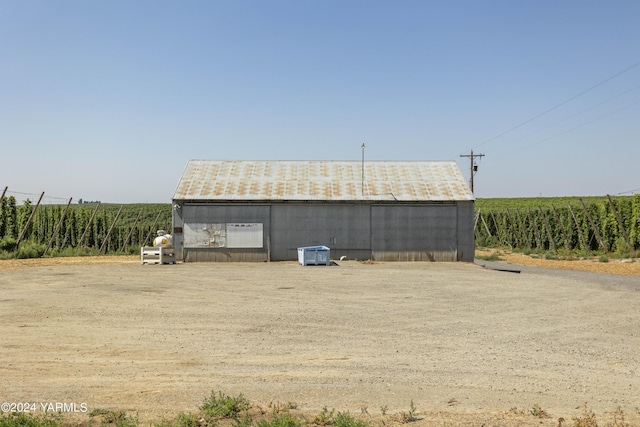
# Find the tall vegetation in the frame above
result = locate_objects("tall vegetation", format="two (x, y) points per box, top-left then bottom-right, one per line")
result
(475, 195), (640, 256)
(2, 195), (639, 259)
(0, 200), (171, 259)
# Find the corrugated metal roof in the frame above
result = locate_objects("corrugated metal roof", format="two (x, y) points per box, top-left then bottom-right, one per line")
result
(173, 160), (474, 202)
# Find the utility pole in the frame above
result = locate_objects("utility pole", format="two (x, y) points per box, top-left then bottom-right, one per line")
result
(460, 150), (484, 193)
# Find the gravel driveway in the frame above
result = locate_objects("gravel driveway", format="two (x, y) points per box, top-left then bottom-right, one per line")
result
(1, 259), (639, 424)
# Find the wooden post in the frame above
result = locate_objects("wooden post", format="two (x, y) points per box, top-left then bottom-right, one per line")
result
(99, 205), (123, 253)
(528, 207), (542, 249)
(515, 209), (531, 248)
(142, 211), (163, 247)
(77, 202), (101, 247)
(0, 186), (7, 200)
(579, 198), (607, 252)
(16, 192), (45, 247)
(505, 208), (519, 247)
(568, 204), (588, 251)
(120, 208), (143, 252)
(538, 206), (557, 252)
(607, 194), (632, 250)
(490, 211), (506, 246)
(43, 197), (73, 257)
(477, 211), (492, 237)
(551, 204), (571, 249)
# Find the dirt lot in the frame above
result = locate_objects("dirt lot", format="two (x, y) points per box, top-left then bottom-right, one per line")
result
(1, 255), (640, 426)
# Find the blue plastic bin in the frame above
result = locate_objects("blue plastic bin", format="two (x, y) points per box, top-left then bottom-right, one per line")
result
(297, 246), (331, 266)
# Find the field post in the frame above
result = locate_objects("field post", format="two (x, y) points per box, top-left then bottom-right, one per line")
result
(490, 211), (506, 247)
(515, 209), (531, 248)
(16, 192), (45, 247)
(551, 204), (571, 249)
(43, 197), (73, 256)
(142, 211), (163, 247)
(99, 205), (123, 253)
(1, 186), (7, 200)
(77, 202), (101, 248)
(120, 208), (144, 252)
(568, 204), (588, 251)
(479, 211), (492, 237)
(505, 208), (519, 247)
(607, 194), (632, 250)
(538, 206), (557, 252)
(527, 207), (542, 249)
(579, 198), (607, 252)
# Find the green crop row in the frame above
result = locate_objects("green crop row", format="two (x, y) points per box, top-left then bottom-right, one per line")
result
(2, 194), (639, 259)
(0, 198), (171, 258)
(475, 194), (640, 255)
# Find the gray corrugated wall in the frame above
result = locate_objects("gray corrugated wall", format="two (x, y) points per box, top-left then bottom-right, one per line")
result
(371, 204), (459, 261)
(456, 200), (475, 262)
(270, 203), (371, 261)
(173, 201), (474, 262)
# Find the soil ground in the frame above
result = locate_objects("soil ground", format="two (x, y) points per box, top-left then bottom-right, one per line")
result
(475, 248), (640, 277)
(1, 254), (640, 426)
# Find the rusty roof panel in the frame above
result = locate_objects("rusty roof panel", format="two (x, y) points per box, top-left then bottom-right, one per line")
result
(173, 160), (474, 202)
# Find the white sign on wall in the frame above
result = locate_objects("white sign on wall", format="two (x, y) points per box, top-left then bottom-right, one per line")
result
(226, 223), (263, 248)
(184, 223), (263, 248)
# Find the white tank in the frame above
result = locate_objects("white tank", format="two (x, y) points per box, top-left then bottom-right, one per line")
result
(153, 230), (173, 247)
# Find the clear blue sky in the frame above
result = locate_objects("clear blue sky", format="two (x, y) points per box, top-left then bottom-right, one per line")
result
(1, 0), (639, 203)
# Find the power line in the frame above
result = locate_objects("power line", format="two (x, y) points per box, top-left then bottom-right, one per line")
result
(473, 61), (640, 151)
(615, 187), (640, 195)
(487, 82), (640, 154)
(3, 189), (72, 204)
(487, 98), (640, 163)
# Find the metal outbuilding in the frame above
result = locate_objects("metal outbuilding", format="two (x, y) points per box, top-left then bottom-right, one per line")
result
(171, 160), (475, 262)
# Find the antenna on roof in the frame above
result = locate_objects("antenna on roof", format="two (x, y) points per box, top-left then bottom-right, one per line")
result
(361, 143), (366, 196)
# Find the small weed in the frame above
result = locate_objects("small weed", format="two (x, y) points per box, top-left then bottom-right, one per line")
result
(231, 413), (253, 427)
(360, 407), (368, 416)
(174, 412), (200, 427)
(334, 412), (370, 427)
(572, 403), (597, 427)
(268, 401), (293, 415)
(152, 419), (173, 427)
(89, 409), (138, 427)
(89, 409), (111, 417)
(530, 403), (549, 418)
(599, 255), (609, 263)
(476, 253), (503, 261)
(200, 391), (250, 419)
(380, 406), (388, 416)
(398, 400), (419, 423)
(269, 401), (298, 412)
(15, 242), (46, 259)
(608, 406), (627, 427)
(312, 407), (335, 426)
(256, 413), (301, 427)
(0, 412), (63, 427)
